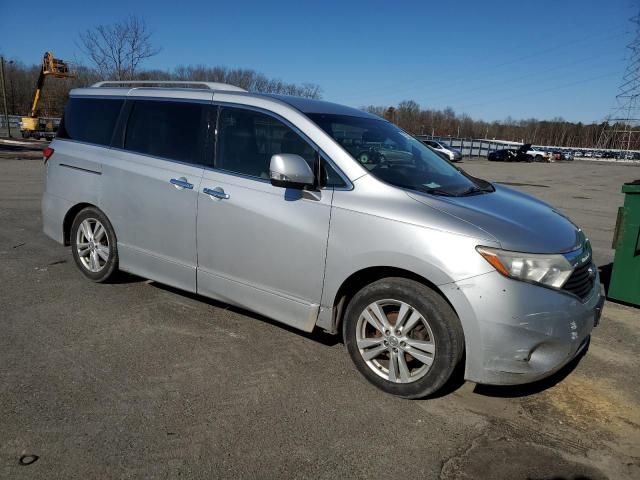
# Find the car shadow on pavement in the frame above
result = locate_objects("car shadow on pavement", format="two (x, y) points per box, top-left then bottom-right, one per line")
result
(529, 477), (595, 480)
(471, 341), (588, 398)
(425, 358), (468, 399)
(150, 282), (341, 347)
(109, 271), (147, 285)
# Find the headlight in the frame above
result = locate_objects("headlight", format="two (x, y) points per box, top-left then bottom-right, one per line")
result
(476, 246), (573, 288)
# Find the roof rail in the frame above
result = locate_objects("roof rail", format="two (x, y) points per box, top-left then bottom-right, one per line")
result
(90, 80), (247, 92)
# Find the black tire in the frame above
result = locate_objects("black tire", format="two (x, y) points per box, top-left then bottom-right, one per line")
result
(343, 277), (464, 399)
(70, 207), (119, 283)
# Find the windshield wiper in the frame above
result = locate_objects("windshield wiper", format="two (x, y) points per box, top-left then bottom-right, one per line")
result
(459, 173), (496, 195)
(416, 186), (455, 197)
(458, 186), (485, 196)
(458, 183), (495, 196)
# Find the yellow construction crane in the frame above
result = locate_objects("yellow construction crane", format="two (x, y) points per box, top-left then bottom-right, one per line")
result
(21, 52), (75, 139)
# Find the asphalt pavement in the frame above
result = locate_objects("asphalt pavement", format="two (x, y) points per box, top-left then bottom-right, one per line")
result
(1, 145), (638, 479)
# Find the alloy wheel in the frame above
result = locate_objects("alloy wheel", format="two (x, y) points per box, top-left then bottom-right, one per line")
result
(75, 218), (110, 273)
(356, 299), (436, 384)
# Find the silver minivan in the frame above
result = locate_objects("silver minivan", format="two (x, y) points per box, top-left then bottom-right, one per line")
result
(42, 81), (603, 398)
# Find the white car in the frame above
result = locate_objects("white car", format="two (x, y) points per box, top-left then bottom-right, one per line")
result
(526, 146), (551, 162)
(422, 140), (463, 162)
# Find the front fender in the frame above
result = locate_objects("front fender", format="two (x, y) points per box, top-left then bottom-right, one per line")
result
(317, 204), (497, 331)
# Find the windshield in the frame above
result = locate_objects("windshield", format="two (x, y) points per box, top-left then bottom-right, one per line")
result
(307, 113), (490, 196)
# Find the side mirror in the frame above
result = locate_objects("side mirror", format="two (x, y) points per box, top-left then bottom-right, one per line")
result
(269, 154), (315, 190)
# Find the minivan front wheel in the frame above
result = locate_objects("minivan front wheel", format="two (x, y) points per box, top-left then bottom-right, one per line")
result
(70, 207), (118, 282)
(343, 278), (464, 398)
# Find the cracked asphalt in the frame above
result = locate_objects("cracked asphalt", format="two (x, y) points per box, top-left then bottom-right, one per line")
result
(1, 142), (639, 479)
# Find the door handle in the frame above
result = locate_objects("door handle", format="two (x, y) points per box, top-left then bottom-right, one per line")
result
(203, 187), (230, 200)
(170, 177), (194, 190)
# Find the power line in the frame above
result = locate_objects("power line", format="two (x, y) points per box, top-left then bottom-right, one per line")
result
(386, 49), (623, 107)
(342, 29), (628, 104)
(453, 71), (620, 112)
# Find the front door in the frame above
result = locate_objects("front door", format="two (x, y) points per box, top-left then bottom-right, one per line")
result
(196, 106), (333, 331)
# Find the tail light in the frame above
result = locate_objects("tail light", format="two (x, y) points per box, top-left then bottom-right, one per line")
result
(43, 147), (54, 163)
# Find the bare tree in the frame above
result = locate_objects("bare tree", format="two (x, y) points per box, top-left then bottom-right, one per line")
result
(78, 16), (160, 80)
(170, 64), (322, 98)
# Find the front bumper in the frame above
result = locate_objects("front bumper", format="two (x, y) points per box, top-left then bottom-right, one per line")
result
(441, 270), (602, 385)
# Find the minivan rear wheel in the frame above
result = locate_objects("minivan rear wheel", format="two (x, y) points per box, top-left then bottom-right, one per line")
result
(70, 207), (118, 282)
(343, 278), (464, 398)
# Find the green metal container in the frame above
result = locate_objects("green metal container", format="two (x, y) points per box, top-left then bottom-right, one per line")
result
(609, 180), (640, 306)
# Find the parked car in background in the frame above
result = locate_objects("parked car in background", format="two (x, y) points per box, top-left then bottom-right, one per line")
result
(42, 81), (603, 398)
(422, 144), (451, 162)
(488, 145), (528, 162)
(488, 143), (545, 162)
(345, 143), (413, 166)
(487, 149), (512, 162)
(421, 140), (463, 162)
(584, 151), (593, 157)
(527, 146), (551, 162)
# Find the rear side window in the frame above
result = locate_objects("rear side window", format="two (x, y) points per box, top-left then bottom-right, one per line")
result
(124, 100), (207, 165)
(57, 97), (123, 146)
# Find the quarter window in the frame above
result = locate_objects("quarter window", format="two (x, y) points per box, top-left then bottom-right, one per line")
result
(321, 158), (347, 188)
(57, 97), (123, 146)
(124, 100), (207, 165)
(217, 107), (316, 179)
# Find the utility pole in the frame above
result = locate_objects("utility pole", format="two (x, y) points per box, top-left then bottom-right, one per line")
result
(597, 10), (640, 155)
(0, 56), (10, 138)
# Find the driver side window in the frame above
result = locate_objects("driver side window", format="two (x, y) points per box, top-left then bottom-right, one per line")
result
(216, 107), (316, 179)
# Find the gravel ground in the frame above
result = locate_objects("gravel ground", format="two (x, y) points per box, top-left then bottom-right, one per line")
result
(1, 148), (638, 479)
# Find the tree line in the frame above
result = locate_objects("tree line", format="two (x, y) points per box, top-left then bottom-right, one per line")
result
(2, 63), (618, 149)
(363, 101), (624, 149)
(1, 61), (322, 119)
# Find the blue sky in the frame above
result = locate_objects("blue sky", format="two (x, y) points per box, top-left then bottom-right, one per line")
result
(0, 0), (634, 122)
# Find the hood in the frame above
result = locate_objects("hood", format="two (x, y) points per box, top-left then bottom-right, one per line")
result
(406, 184), (582, 253)
(518, 143), (532, 153)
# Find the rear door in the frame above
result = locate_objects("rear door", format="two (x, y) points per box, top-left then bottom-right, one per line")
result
(101, 98), (214, 292)
(196, 105), (336, 331)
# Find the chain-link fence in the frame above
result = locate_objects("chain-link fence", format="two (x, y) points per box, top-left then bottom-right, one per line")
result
(416, 135), (640, 159)
(416, 135), (530, 158)
(0, 115), (61, 138)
